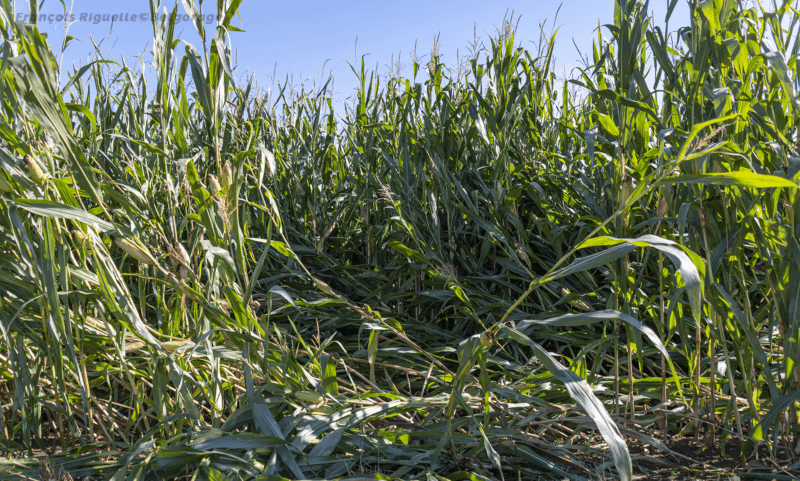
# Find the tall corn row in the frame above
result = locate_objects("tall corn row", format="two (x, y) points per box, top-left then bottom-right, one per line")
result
(0, 0), (799, 479)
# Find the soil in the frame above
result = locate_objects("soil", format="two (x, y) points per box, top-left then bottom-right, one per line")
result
(5, 432), (800, 480)
(628, 435), (800, 480)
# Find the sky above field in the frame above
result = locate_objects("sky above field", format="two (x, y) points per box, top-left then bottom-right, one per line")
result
(20, 0), (691, 108)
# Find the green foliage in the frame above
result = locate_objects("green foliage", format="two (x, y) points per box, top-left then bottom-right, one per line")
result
(0, 0), (799, 479)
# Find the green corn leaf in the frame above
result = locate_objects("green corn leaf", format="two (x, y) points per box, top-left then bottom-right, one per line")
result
(499, 325), (632, 481)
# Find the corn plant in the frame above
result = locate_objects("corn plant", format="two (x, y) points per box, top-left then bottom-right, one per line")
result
(0, 0), (799, 480)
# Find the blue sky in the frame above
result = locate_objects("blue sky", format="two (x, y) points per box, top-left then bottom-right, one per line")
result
(21, 0), (690, 108)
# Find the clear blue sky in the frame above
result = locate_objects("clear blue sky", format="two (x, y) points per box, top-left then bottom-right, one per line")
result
(20, 0), (690, 108)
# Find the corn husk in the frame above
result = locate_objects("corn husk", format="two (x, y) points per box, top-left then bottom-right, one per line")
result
(219, 160), (232, 190)
(170, 243), (191, 280)
(293, 391), (324, 403)
(208, 174), (222, 197)
(71, 230), (89, 245)
(620, 175), (633, 206)
(84, 316), (105, 330)
(124, 340), (146, 352)
(24, 155), (48, 187)
(560, 287), (591, 311)
(516, 248), (531, 268)
(124, 339), (191, 353)
(216, 298), (231, 310)
(169, 243), (191, 278)
(657, 195), (669, 217)
(160, 340), (192, 352)
(111, 234), (159, 266)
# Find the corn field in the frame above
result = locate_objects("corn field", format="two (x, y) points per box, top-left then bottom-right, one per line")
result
(1, 0), (800, 479)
